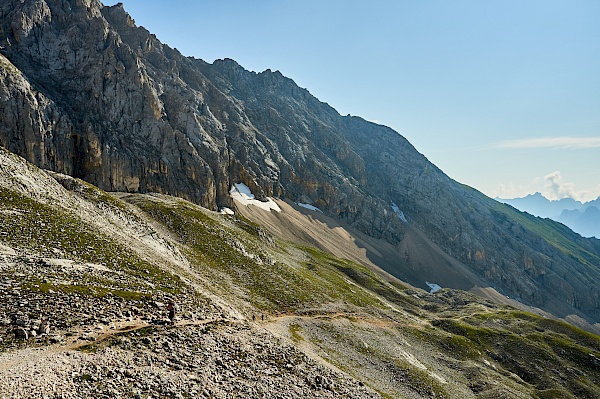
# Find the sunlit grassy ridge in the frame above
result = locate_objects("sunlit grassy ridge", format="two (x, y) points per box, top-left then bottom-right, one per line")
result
(126, 194), (393, 313)
(433, 310), (600, 398)
(491, 202), (600, 268)
(0, 187), (183, 295)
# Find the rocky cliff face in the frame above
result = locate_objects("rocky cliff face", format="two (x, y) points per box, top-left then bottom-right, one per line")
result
(1, 0), (599, 327)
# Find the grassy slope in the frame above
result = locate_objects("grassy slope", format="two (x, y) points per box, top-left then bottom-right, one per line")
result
(490, 200), (600, 267)
(125, 194), (388, 314)
(0, 187), (181, 295)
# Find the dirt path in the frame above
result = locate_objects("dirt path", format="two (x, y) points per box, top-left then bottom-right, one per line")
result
(65, 316), (225, 350)
(264, 312), (347, 323)
(261, 310), (425, 330)
(0, 317), (220, 373)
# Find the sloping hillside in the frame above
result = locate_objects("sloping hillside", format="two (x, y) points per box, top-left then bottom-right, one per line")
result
(1, 148), (599, 398)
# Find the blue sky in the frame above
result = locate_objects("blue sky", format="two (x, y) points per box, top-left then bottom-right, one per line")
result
(104, 0), (600, 201)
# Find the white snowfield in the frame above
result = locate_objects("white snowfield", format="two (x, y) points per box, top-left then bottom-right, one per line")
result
(391, 203), (408, 223)
(230, 183), (281, 212)
(297, 202), (323, 213)
(426, 281), (441, 293)
(219, 207), (235, 215)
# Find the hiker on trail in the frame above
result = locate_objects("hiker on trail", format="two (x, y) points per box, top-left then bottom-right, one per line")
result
(166, 301), (176, 325)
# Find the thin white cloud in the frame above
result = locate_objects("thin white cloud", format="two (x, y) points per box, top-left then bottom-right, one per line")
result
(493, 171), (600, 202)
(542, 171), (577, 200)
(494, 182), (534, 199)
(495, 137), (600, 150)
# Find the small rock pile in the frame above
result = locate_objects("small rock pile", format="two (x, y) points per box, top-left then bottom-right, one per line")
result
(6, 313), (51, 341)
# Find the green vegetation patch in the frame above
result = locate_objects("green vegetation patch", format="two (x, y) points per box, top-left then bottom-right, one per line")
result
(491, 202), (600, 267)
(130, 196), (317, 309)
(74, 179), (130, 213)
(304, 247), (418, 310)
(432, 311), (600, 396)
(0, 187), (183, 294)
(394, 361), (448, 399)
(289, 323), (303, 343)
(128, 195), (394, 313)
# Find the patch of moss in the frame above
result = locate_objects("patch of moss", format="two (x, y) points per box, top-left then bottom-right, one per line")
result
(289, 323), (303, 344)
(75, 344), (99, 354)
(537, 388), (575, 399)
(546, 334), (600, 369)
(234, 215), (265, 238)
(438, 334), (480, 360)
(396, 362), (448, 399)
(132, 326), (155, 337)
(76, 180), (130, 213)
(0, 187), (183, 294)
(73, 373), (93, 381)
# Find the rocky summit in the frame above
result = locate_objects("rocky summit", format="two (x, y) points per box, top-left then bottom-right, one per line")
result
(0, 1), (599, 398)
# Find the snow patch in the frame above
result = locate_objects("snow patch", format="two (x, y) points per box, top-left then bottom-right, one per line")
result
(391, 203), (408, 223)
(297, 202), (323, 213)
(426, 281), (441, 293)
(219, 207), (235, 215)
(230, 183), (281, 212)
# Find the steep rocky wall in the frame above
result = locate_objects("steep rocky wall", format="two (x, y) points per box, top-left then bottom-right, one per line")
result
(0, 0), (404, 239)
(0, 53), (77, 175)
(1, 0), (227, 206)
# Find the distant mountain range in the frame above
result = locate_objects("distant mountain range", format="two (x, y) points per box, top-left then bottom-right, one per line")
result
(497, 193), (600, 238)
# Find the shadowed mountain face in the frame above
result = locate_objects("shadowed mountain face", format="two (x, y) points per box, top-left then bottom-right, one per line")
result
(0, 0), (599, 328)
(559, 206), (600, 239)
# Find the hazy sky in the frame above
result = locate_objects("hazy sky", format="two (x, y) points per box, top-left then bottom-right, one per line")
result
(104, 0), (600, 201)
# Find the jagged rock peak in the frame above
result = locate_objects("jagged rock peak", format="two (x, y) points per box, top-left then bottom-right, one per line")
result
(102, 2), (135, 28)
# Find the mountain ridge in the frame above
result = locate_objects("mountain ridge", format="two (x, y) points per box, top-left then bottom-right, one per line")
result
(497, 192), (600, 238)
